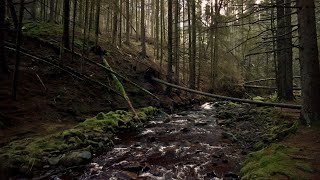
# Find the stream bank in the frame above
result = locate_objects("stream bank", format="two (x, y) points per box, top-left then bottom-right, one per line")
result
(55, 101), (298, 180)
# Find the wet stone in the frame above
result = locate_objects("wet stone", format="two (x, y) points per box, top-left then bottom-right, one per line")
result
(147, 136), (156, 142)
(194, 120), (208, 126)
(180, 127), (190, 133)
(206, 171), (218, 178)
(122, 162), (144, 173)
(224, 171), (239, 179)
(222, 159), (229, 164)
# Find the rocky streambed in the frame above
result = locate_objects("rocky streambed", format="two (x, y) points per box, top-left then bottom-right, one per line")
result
(54, 102), (271, 180)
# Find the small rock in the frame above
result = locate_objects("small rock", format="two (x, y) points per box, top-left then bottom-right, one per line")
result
(212, 153), (222, 158)
(217, 119), (232, 126)
(224, 172), (239, 179)
(180, 127), (190, 133)
(212, 162), (218, 166)
(123, 162), (144, 172)
(241, 151), (247, 155)
(216, 111), (236, 119)
(60, 151), (92, 166)
(206, 171), (218, 178)
(194, 121), (208, 126)
(163, 118), (171, 123)
(222, 131), (238, 142)
(236, 115), (252, 121)
(148, 137), (156, 142)
(48, 156), (62, 166)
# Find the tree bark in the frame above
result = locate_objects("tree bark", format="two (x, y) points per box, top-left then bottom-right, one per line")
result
(7, 0), (18, 29)
(49, 0), (55, 22)
(112, 0), (118, 44)
(140, 0), (146, 57)
(276, 0), (293, 100)
(12, 0), (24, 100)
(189, 0), (196, 89)
(297, 0), (320, 124)
(0, 0), (7, 74)
(125, 0), (130, 45)
(167, 0), (173, 94)
(63, 0), (70, 49)
(118, 0), (122, 47)
(95, 0), (101, 48)
(174, 0), (180, 84)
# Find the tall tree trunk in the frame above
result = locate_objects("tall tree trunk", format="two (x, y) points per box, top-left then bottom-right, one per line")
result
(78, 0), (83, 26)
(71, 0), (77, 62)
(49, 0), (55, 22)
(95, 0), (101, 48)
(140, 0), (146, 57)
(135, 0), (139, 40)
(0, 0), (7, 74)
(174, 0), (180, 84)
(12, 0), (24, 100)
(187, 0), (192, 85)
(276, 0), (293, 100)
(189, 0), (196, 89)
(182, 0), (186, 84)
(155, 0), (159, 59)
(125, 0), (130, 45)
(210, 2), (214, 88)
(88, 0), (95, 41)
(31, 0), (37, 20)
(7, 0), (18, 29)
(63, 0), (70, 49)
(284, 0), (293, 99)
(118, 0), (122, 47)
(167, 0), (173, 94)
(297, 0), (320, 125)
(160, 0), (164, 67)
(212, 0), (219, 90)
(112, 0), (118, 44)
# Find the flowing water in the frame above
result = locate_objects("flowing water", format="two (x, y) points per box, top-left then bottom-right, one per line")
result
(74, 102), (258, 180)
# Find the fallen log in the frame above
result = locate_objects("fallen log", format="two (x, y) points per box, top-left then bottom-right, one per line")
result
(244, 76), (301, 85)
(152, 77), (302, 110)
(244, 85), (301, 91)
(5, 40), (159, 100)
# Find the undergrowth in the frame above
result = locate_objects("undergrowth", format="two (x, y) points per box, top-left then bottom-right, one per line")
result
(240, 108), (310, 179)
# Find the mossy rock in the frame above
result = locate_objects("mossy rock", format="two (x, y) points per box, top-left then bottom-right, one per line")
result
(241, 144), (313, 180)
(0, 107), (158, 174)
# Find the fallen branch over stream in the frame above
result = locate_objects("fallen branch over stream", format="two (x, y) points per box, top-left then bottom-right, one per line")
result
(244, 85), (301, 90)
(244, 76), (301, 85)
(152, 77), (302, 110)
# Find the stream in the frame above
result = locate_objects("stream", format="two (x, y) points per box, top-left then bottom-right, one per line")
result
(59, 101), (262, 180)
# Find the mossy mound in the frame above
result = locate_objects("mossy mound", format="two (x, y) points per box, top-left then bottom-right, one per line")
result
(0, 107), (158, 174)
(241, 108), (304, 179)
(252, 108), (299, 150)
(241, 144), (313, 180)
(23, 21), (94, 49)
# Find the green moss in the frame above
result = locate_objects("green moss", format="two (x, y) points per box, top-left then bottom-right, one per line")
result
(23, 21), (63, 37)
(241, 144), (312, 180)
(0, 107), (158, 172)
(253, 108), (300, 148)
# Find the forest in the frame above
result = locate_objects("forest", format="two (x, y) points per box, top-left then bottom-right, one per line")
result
(0, 0), (319, 179)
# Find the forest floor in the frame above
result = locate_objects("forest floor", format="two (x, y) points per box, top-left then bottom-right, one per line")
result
(0, 22), (319, 179)
(282, 125), (320, 179)
(0, 24), (189, 146)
